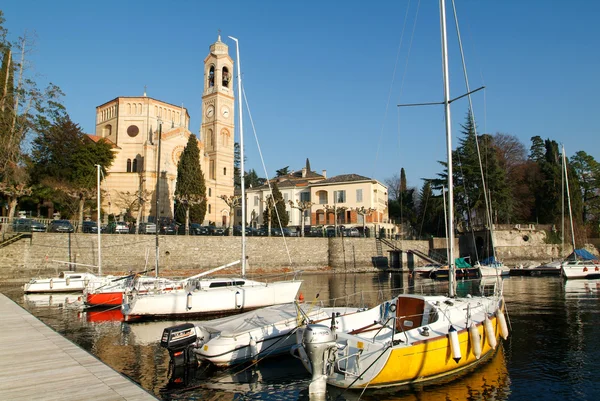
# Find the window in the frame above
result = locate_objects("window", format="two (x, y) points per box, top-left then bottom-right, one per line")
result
(254, 196), (259, 206)
(334, 190), (346, 203)
(223, 167), (227, 176)
(300, 192), (311, 202)
(222, 67), (230, 87)
(208, 188), (212, 197)
(127, 125), (139, 137)
(209, 66), (215, 87)
(209, 160), (215, 180)
(126, 159), (132, 172)
(356, 189), (363, 202)
(208, 204), (211, 213)
(132, 159), (137, 173)
(318, 191), (327, 204)
(284, 194), (288, 202)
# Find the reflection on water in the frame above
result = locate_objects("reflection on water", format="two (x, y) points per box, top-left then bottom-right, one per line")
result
(3, 273), (600, 400)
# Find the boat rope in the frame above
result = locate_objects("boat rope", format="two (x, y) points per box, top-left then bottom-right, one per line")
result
(241, 87), (293, 267)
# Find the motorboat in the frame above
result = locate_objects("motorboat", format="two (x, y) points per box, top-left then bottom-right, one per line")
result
(160, 302), (362, 369)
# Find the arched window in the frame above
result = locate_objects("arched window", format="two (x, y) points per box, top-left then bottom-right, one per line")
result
(208, 204), (212, 213)
(223, 167), (227, 176)
(209, 66), (215, 87)
(132, 159), (138, 172)
(127, 103), (131, 114)
(222, 67), (230, 87)
(126, 159), (132, 172)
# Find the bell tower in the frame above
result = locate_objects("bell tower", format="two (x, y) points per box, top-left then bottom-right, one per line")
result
(201, 35), (235, 226)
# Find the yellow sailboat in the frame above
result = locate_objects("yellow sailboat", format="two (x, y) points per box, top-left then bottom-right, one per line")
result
(298, 0), (509, 395)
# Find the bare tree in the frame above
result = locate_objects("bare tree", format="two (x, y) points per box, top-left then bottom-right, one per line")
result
(288, 199), (313, 237)
(219, 194), (241, 236)
(353, 207), (376, 237)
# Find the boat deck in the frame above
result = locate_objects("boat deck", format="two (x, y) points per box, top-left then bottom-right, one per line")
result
(0, 293), (157, 401)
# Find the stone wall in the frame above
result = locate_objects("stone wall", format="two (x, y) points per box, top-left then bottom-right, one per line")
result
(0, 234), (434, 281)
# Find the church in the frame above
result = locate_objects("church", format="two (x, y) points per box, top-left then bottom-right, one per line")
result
(90, 36), (235, 227)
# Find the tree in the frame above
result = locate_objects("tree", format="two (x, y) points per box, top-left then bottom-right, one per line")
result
(0, 22), (65, 221)
(353, 206), (375, 237)
(233, 142), (242, 189)
(570, 151), (600, 233)
(245, 168), (266, 188)
(417, 181), (445, 238)
(289, 199), (313, 237)
(174, 134), (206, 234)
(219, 194), (241, 235)
(262, 182), (288, 234)
(275, 166), (290, 177)
(29, 115), (113, 226)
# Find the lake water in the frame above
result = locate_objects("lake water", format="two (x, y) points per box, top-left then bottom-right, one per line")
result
(3, 272), (600, 400)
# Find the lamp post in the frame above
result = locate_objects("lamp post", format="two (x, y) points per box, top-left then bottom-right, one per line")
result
(154, 117), (162, 277)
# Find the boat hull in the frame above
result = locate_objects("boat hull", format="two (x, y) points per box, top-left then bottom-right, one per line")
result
(86, 291), (123, 306)
(24, 273), (97, 293)
(122, 279), (302, 320)
(562, 261), (600, 279)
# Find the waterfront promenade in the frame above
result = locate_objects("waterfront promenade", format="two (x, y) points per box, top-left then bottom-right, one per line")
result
(0, 293), (157, 401)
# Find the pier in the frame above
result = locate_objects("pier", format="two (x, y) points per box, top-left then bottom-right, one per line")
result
(0, 293), (157, 400)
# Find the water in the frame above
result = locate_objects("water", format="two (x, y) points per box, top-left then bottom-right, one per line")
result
(3, 273), (600, 400)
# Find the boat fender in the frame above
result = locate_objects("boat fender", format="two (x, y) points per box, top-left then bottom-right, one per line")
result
(498, 310), (509, 340)
(249, 336), (258, 362)
(484, 315), (497, 350)
(235, 291), (242, 309)
(469, 322), (482, 359)
(50, 278), (53, 289)
(186, 292), (192, 310)
(84, 277), (90, 287)
(584, 267), (588, 272)
(66, 276), (71, 286)
(448, 325), (461, 362)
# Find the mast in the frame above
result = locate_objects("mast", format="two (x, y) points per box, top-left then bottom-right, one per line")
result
(229, 36), (246, 277)
(96, 164), (102, 276)
(563, 145), (576, 255)
(155, 118), (163, 277)
(440, 0), (456, 297)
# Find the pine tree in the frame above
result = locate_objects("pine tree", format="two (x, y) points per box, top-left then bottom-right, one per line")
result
(174, 134), (206, 233)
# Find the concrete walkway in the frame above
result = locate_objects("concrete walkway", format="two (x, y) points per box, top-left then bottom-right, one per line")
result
(0, 293), (158, 400)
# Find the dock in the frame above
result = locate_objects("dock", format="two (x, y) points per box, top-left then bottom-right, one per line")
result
(0, 293), (158, 401)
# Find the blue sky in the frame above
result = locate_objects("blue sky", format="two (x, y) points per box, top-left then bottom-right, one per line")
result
(3, 1), (599, 190)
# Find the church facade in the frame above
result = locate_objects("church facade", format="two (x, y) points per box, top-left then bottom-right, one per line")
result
(92, 36), (235, 226)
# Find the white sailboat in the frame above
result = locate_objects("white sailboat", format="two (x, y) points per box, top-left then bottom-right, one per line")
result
(121, 36), (302, 321)
(297, 2), (508, 395)
(560, 145), (600, 279)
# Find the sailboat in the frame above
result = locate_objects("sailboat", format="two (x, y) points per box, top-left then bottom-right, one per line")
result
(84, 164), (181, 307)
(121, 36), (302, 321)
(298, 2), (508, 395)
(560, 145), (600, 279)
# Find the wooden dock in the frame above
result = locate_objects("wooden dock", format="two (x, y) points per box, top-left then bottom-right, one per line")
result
(0, 293), (158, 401)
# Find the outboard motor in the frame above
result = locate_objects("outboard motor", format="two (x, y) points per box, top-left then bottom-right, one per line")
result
(302, 324), (337, 398)
(161, 323), (199, 368)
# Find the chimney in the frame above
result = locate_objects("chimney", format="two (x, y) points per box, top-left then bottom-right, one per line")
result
(302, 167), (307, 178)
(322, 169), (327, 178)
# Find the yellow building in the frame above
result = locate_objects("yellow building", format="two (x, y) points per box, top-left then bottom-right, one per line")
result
(92, 36), (234, 226)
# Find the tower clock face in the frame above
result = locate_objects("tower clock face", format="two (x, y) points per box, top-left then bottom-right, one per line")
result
(221, 106), (230, 118)
(205, 106), (214, 117)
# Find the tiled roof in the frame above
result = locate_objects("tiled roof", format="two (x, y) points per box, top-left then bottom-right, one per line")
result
(85, 134), (119, 148)
(315, 174), (372, 184)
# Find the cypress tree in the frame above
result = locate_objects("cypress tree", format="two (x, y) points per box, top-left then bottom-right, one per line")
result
(174, 134), (206, 232)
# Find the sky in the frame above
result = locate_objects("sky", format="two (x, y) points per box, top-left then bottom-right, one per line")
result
(3, 0), (599, 190)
